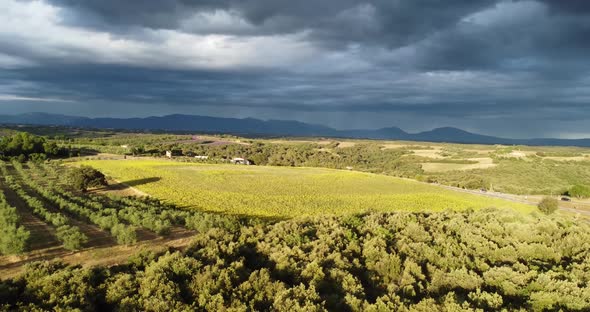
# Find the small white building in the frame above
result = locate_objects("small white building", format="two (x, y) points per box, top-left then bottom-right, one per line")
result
(165, 151), (172, 158)
(230, 157), (252, 165)
(195, 155), (209, 160)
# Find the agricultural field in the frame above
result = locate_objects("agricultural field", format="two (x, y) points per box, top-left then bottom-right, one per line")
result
(32, 127), (587, 197)
(75, 159), (533, 218)
(0, 160), (254, 276)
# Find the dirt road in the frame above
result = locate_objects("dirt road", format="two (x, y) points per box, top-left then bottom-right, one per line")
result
(436, 184), (590, 216)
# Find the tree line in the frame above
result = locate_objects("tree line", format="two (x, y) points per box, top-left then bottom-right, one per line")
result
(0, 132), (74, 161)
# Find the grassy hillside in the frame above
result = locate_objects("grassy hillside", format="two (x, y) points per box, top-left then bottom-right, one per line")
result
(75, 160), (533, 218)
(428, 158), (590, 195)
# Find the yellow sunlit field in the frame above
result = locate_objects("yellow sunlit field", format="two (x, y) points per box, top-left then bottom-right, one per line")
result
(75, 159), (533, 218)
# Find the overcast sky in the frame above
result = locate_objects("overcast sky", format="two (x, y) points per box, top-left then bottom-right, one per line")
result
(1, 0), (589, 138)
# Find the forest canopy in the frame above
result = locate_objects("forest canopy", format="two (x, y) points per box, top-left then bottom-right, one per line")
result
(1, 208), (589, 311)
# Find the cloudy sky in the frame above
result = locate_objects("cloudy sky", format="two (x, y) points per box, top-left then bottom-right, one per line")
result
(1, 0), (589, 138)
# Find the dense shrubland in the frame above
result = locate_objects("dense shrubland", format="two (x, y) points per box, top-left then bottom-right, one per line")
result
(1, 209), (589, 311)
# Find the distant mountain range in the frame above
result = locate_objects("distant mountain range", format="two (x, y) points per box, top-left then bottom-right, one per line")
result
(1, 112), (590, 147)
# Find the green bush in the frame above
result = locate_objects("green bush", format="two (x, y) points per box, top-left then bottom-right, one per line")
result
(538, 196), (559, 215)
(569, 185), (590, 199)
(110, 224), (137, 245)
(56, 226), (88, 250)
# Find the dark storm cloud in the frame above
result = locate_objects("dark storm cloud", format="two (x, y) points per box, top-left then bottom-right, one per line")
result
(39, 0), (590, 74)
(47, 0), (497, 47)
(1, 0), (590, 137)
(6, 63), (589, 120)
(539, 0), (590, 14)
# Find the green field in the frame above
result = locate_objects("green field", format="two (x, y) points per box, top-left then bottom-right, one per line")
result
(75, 160), (533, 217)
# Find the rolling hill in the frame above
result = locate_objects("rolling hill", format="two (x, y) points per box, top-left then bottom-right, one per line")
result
(1, 112), (590, 147)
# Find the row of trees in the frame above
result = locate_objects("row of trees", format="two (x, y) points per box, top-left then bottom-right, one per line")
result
(0, 181), (30, 254)
(26, 162), (251, 243)
(1, 208), (589, 311)
(32, 161), (262, 236)
(31, 162), (174, 235)
(3, 161), (253, 254)
(0, 163), (87, 250)
(11, 162), (137, 245)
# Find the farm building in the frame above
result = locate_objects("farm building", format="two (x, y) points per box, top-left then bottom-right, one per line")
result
(231, 157), (252, 165)
(165, 150), (183, 158)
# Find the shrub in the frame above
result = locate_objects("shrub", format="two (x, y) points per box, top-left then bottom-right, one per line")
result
(538, 197), (559, 215)
(68, 166), (107, 192)
(111, 224), (137, 245)
(56, 226), (88, 251)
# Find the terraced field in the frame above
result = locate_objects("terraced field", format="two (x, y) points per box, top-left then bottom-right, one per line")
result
(76, 159), (533, 218)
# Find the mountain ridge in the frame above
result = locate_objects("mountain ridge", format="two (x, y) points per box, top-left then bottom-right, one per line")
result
(1, 112), (589, 147)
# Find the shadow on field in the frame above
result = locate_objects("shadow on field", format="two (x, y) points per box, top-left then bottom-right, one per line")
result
(110, 177), (162, 189)
(120, 177), (161, 187)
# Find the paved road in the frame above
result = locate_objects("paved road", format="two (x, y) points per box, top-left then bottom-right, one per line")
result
(435, 184), (590, 217)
